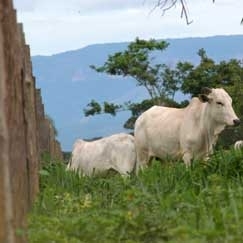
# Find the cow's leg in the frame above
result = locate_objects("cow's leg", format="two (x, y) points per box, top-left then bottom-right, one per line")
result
(182, 152), (193, 167)
(135, 149), (150, 175)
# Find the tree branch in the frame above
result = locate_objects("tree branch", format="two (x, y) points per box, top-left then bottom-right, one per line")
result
(180, 0), (193, 24)
(151, 0), (193, 25)
(152, 0), (242, 25)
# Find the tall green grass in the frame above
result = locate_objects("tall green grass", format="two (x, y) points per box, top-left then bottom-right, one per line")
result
(28, 149), (243, 243)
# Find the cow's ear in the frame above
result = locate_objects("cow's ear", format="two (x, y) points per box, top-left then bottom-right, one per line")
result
(201, 87), (212, 95)
(199, 94), (211, 103)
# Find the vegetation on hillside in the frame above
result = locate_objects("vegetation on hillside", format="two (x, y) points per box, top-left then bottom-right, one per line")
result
(28, 149), (243, 242)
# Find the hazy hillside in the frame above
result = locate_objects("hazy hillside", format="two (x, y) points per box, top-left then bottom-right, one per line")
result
(31, 35), (243, 151)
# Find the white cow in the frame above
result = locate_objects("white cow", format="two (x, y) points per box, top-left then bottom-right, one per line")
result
(67, 133), (136, 176)
(234, 140), (243, 150)
(134, 87), (240, 172)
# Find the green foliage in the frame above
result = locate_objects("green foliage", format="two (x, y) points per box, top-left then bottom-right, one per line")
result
(83, 99), (102, 116)
(84, 100), (122, 117)
(180, 50), (243, 99)
(90, 37), (176, 100)
(122, 99), (158, 129)
(28, 149), (243, 243)
(180, 48), (219, 96)
(103, 102), (122, 116)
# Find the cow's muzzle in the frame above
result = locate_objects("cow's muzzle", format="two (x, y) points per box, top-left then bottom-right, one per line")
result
(233, 119), (241, 126)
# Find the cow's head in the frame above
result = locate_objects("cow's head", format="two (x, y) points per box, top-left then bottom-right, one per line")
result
(199, 87), (240, 126)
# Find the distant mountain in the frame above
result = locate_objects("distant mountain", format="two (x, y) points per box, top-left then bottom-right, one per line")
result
(31, 35), (243, 151)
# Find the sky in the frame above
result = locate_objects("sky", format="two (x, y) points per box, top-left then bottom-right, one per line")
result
(13, 0), (243, 56)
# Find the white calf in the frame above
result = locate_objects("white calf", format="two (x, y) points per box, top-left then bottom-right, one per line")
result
(67, 133), (136, 176)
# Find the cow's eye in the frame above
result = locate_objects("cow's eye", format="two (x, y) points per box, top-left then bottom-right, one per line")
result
(216, 101), (224, 106)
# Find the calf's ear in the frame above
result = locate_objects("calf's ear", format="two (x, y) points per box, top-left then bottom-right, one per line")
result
(199, 94), (210, 103)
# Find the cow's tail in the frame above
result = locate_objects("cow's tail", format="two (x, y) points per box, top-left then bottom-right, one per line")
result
(66, 139), (82, 171)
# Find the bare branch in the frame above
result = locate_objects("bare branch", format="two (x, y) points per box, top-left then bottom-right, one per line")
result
(180, 0), (193, 24)
(151, 0), (193, 25)
(150, 0), (242, 25)
(149, 0), (165, 15)
(161, 0), (177, 17)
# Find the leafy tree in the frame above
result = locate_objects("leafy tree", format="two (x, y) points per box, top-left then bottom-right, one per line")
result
(217, 59), (243, 113)
(216, 59), (243, 148)
(180, 48), (219, 96)
(91, 38), (180, 102)
(177, 50), (243, 101)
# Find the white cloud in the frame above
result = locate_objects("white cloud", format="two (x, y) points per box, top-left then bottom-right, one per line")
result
(14, 0), (147, 14)
(13, 0), (243, 55)
(13, 0), (35, 11)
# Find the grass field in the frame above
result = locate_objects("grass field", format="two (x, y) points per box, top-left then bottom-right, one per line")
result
(28, 149), (243, 243)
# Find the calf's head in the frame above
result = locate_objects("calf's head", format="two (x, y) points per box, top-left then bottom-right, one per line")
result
(199, 87), (240, 126)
